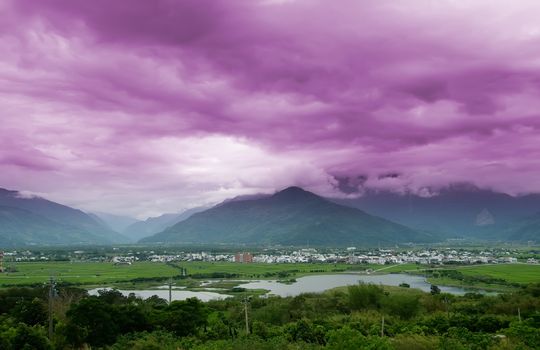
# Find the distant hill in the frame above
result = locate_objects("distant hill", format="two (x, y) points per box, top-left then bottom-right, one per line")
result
(0, 188), (129, 245)
(92, 212), (139, 233)
(141, 187), (436, 246)
(123, 207), (207, 241)
(334, 183), (540, 238)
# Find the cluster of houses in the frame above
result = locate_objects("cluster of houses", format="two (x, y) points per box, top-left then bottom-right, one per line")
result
(347, 249), (523, 265)
(248, 248), (527, 265)
(146, 252), (232, 263)
(3, 250), (49, 262)
(110, 248), (535, 266)
(1, 248), (538, 267)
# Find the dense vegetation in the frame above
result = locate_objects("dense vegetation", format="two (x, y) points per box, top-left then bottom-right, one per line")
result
(0, 281), (538, 349)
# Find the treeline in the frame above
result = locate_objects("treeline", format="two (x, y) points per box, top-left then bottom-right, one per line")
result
(0, 282), (539, 349)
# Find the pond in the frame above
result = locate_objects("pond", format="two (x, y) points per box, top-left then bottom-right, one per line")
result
(237, 273), (490, 297)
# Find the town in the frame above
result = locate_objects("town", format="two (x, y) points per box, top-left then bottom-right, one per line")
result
(2, 246), (538, 268)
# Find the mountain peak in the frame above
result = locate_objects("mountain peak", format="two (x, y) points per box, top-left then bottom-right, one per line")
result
(271, 186), (322, 203)
(278, 186), (307, 194)
(274, 186), (310, 196)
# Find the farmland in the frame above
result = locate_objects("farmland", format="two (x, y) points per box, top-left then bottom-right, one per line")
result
(0, 261), (364, 287)
(0, 260), (538, 291)
(421, 263), (540, 291)
(456, 263), (540, 283)
(0, 261), (179, 286)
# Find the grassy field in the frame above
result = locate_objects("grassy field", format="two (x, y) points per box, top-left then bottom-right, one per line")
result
(370, 263), (424, 274)
(0, 261), (369, 287)
(0, 261), (179, 286)
(176, 261), (360, 277)
(422, 263), (540, 291)
(1, 261), (537, 289)
(376, 262), (540, 284)
(454, 264), (540, 284)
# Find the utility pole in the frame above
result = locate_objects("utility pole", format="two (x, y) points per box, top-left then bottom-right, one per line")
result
(243, 296), (251, 334)
(518, 308), (521, 322)
(381, 316), (385, 337)
(48, 276), (55, 339)
(168, 277), (172, 304)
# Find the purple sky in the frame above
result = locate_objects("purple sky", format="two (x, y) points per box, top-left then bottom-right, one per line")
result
(2, 0), (540, 218)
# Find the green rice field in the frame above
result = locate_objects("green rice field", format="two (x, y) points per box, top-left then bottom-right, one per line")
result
(0, 261), (361, 286)
(0, 261), (537, 288)
(455, 263), (540, 284)
(0, 261), (178, 286)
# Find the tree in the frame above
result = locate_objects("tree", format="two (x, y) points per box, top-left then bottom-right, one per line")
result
(285, 319), (326, 345)
(109, 331), (183, 350)
(11, 298), (47, 326)
(11, 323), (51, 350)
(115, 303), (152, 335)
(65, 297), (119, 347)
(392, 334), (439, 350)
(382, 294), (421, 320)
(505, 321), (540, 349)
(97, 289), (126, 304)
(160, 298), (208, 337)
(348, 284), (384, 311)
(326, 326), (393, 350)
(326, 326), (365, 350)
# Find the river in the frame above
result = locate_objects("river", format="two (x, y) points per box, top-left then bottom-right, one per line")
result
(237, 273), (484, 297)
(88, 273), (488, 301)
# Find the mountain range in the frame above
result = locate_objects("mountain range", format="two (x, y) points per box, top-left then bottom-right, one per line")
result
(141, 187), (437, 246)
(334, 183), (540, 240)
(1, 184), (539, 247)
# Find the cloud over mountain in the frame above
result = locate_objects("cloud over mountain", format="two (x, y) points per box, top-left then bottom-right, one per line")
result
(2, 0), (540, 216)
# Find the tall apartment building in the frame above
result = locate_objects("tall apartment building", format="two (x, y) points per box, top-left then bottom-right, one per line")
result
(234, 252), (253, 263)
